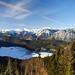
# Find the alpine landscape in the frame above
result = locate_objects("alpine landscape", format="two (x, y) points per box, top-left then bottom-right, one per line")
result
(0, 0), (75, 75)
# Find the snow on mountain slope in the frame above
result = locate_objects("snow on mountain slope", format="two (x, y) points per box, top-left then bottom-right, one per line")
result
(10, 29), (23, 35)
(24, 27), (54, 36)
(0, 28), (36, 40)
(0, 27), (58, 36)
(48, 28), (75, 41)
(0, 29), (10, 33)
(0, 27), (75, 41)
(24, 27), (59, 39)
(0, 29), (23, 36)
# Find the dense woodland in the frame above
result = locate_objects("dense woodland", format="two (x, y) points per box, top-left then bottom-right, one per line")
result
(0, 38), (75, 75)
(0, 36), (70, 51)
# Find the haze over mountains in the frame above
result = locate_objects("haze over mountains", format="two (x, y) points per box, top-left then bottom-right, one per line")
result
(0, 27), (75, 41)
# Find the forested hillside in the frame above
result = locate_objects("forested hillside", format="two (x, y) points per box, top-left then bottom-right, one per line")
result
(0, 36), (69, 51)
(0, 39), (75, 75)
(43, 39), (75, 75)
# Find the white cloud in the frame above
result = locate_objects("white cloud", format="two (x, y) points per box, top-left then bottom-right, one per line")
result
(0, 0), (32, 20)
(16, 0), (32, 8)
(1, 9), (22, 17)
(43, 16), (63, 24)
(40, 9), (56, 16)
(14, 13), (31, 20)
(32, 8), (56, 16)
(0, 21), (24, 27)
(17, 24), (24, 27)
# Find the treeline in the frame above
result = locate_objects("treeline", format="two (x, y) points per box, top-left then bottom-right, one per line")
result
(0, 36), (70, 51)
(0, 39), (75, 75)
(0, 57), (47, 75)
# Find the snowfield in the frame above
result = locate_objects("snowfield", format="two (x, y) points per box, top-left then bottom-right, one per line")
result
(0, 47), (53, 59)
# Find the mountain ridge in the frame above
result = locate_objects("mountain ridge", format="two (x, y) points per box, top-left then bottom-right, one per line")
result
(0, 27), (75, 41)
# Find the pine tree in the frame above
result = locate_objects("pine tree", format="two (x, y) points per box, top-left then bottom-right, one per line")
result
(4, 67), (13, 75)
(6, 57), (13, 75)
(66, 49), (73, 75)
(14, 58), (19, 75)
(71, 39), (75, 58)
(71, 39), (75, 74)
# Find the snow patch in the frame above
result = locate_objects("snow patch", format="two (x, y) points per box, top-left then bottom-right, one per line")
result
(0, 47), (53, 59)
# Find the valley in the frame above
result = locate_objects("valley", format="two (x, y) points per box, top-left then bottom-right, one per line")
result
(0, 27), (74, 75)
(0, 0), (75, 74)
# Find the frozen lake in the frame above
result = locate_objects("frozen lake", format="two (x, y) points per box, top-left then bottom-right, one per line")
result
(0, 47), (53, 59)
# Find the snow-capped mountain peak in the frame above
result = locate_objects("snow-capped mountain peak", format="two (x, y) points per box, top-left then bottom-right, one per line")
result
(0, 27), (75, 41)
(0, 27), (58, 40)
(0, 29), (10, 33)
(42, 27), (52, 30)
(23, 27), (57, 37)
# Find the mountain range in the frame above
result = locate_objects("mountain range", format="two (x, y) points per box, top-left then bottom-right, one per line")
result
(0, 27), (75, 41)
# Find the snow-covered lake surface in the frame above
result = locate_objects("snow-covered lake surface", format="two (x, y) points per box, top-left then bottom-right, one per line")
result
(0, 47), (53, 59)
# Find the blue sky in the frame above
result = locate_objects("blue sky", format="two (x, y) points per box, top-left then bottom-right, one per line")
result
(0, 0), (75, 30)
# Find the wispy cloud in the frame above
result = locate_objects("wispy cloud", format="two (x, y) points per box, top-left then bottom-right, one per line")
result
(40, 9), (56, 16)
(17, 24), (24, 27)
(0, 1), (31, 13)
(14, 13), (31, 20)
(32, 8), (56, 16)
(43, 16), (63, 24)
(0, 0), (32, 20)
(0, 21), (25, 27)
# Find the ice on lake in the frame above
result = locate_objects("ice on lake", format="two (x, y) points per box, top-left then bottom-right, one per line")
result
(0, 47), (53, 59)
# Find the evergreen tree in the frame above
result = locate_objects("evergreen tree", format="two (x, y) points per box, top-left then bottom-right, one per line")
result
(6, 57), (13, 75)
(14, 58), (19, 75)
(65, 49), (73, 75)
(71, 39), (75, 58)
(71, 39), (75, 74)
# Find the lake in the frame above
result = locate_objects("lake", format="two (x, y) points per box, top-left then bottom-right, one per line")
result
(0, 47), (53, 59)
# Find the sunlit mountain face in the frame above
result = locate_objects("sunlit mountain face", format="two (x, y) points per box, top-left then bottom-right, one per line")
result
(0, 27), (75, 41)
